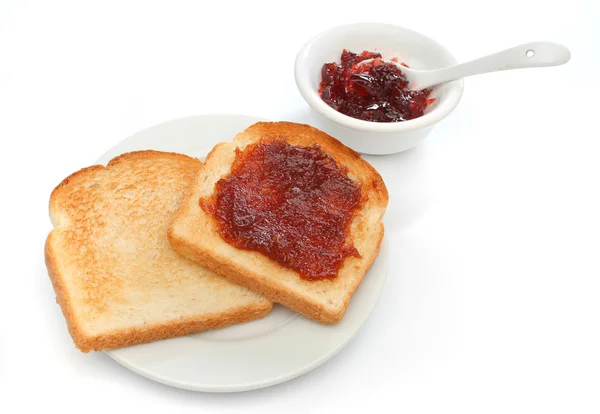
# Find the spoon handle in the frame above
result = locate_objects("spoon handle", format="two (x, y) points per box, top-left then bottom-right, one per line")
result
(413, 41), (571, 90)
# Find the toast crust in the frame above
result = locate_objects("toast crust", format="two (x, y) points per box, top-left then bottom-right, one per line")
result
(45, 150), (272, 352)
(169, 122), (388, 324)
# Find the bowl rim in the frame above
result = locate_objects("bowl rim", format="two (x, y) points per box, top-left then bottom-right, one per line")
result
(294, 22), (464, 133)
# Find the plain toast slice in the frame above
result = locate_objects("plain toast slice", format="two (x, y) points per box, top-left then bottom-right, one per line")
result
(168, 122), (388, 324)
(45, 150), (272, 352)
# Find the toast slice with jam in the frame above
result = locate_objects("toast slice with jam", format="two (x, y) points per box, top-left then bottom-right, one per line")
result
(168, 122), (388, 324)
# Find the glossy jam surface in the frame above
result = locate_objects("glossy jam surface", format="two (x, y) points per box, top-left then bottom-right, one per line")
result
(319, 49), (435, 122)
(200, 139), (362, 280)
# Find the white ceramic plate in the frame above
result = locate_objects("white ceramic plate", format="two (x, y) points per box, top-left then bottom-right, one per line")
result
(98, 114), (389, 392)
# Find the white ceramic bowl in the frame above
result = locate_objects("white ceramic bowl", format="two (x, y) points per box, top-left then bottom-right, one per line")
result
(294, 23), (464, 155)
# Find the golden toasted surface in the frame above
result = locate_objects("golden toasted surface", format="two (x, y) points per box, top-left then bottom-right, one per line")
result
(169, 122), (388, 324)
(45, 150), (272, 352)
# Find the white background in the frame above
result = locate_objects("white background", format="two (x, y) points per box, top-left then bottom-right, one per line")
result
(1, 1), (599, 413)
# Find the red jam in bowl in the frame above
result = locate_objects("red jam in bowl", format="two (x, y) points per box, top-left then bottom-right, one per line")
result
(318, 49), (435, 123)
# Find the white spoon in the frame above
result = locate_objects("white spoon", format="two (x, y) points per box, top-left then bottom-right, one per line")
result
(356, 41), (571, 91)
